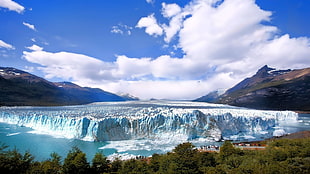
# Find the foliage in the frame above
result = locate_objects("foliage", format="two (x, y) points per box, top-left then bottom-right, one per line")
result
(120, 159), (148, 174)
(63, 147), (90, 174)
(0, 138), (309, 173)
(91, 152), (110, 174)
(0, 145), (34, 174)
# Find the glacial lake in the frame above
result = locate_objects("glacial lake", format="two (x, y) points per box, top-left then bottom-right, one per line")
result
(0, 101), (309, 161)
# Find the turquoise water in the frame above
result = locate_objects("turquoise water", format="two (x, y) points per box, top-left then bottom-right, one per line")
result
(0, 123), (115, 161)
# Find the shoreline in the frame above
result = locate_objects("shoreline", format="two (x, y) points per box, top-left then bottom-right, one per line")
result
(234, 130), (310, 146)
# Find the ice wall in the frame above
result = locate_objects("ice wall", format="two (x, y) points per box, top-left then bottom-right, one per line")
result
(0, 102), (298, 141)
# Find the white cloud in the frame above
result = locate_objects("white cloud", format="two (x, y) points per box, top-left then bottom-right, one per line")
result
(0, 40), (15, 49)
(136, 14), (163, 37)
(22, 46), (212, 99)
(137, 4), (184, 42)
(111, 27), (123, 35)
(248, 34), (310, 70)
(111, 24), (132, 35)
(77, 72), (240, 100)
(23, 22), (36, 31)
(101, 80), (211, 100)
(23, 46), (114, 81)
(146, 0), (154, 4)
(26, 44), (43, 51)
(23, 0), (310, 100)
(0, 0), (24, 13)
(176, 0), (310, 77)
(162, 3), (181, 18)
(160, 3), (186, 43)
(23, 66), (35, 73)
(162, 15), (184, 43)
(114, 55), (151, 79)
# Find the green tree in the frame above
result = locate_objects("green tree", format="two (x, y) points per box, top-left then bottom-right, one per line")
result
(158, 153), (173, 173)
(40, 152), (62, 174)
(63, 147), (89, 174)
(110, 157), (122, 173)
(197, 152), (216, 168)
(149, 153), (161, 173)
(0, 148), (34, 174)
(91, 152), (110, 174)
(285, 157), (310, 174)
(120, 158), (149, 174)
(169, 142), (201, 174)
(29, 161), (44, 174)
(218, 140), (242, 162)
(173, 142), (196, 155)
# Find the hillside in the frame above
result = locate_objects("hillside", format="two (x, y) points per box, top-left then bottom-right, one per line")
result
(0, 67), (132, 106)
(194, 89), (225, 103)
(196, 65), (310, 111)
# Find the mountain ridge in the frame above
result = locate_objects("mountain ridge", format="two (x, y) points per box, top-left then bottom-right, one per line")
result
(0, 67), (135, 106)
(195, 65), (310, 111)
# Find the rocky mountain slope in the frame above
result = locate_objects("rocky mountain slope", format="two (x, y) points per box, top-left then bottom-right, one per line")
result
(0, 67), (133, 106)
(196, 65), (310, 111)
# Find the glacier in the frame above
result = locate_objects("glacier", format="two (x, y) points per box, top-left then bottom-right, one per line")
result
(0, 101), (298, 142)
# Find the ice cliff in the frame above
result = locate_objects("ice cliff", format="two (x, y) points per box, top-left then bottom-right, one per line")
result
(0, 101), (298, 142)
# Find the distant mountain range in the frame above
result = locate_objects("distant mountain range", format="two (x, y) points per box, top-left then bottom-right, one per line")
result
(0, 67), (136, 106)
(2, 65), (310, 111)
(195, 65), (310, 111)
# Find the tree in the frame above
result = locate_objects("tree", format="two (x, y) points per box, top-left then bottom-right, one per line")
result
(218, 141), (242, 162)
(91, 152), (110, 174)
(120, 159), (149, 174)
(149, 153), (161, 173)
(110, 157), (122, 173)
(173, 142), (196, 156)
(197, 151), (216, 170)
(0, 148), (34, 174)
(169, 142), (201, 174)
(40, 152), (62, 174)
(63, 147), (89, 174)
(286, 157), (310, 174)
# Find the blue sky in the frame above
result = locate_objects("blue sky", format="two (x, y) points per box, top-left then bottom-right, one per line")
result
(1, 0), (310, 100)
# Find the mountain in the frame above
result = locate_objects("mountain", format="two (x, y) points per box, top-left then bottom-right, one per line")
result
(196, 65), (310, 111)
(117, 93), (140, 101)
(194, 89), (225, 102)
(0, 67), (131, 106)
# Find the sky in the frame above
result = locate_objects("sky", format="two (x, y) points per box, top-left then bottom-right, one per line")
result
(1, 0), (310, 100)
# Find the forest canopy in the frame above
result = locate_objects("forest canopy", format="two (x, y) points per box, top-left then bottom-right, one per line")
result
(0, 138), (309, 174)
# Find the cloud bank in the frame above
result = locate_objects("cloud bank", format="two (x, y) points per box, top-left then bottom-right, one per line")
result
(0, 0), (24, 13)
(23, 0), (310, 100)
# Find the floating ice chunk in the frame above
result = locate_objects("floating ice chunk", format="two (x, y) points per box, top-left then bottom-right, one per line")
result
(273, 129), (286, 137)
(107, 153), (138, 161)
(6, 132), (20, 136)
